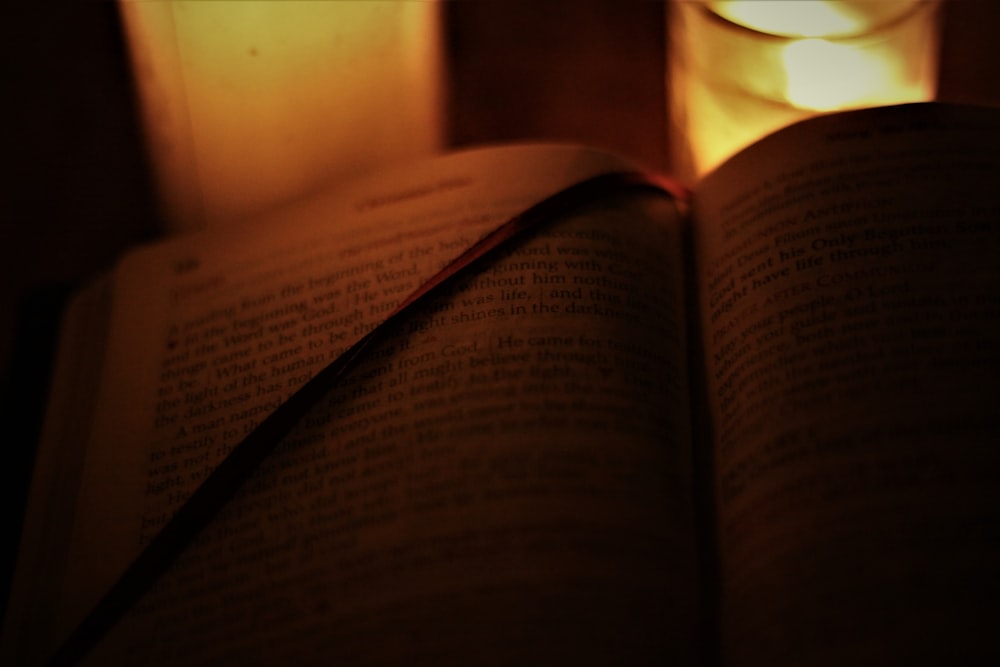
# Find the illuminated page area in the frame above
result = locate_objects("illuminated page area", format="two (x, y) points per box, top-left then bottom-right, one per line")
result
(20, 145), (697, 664)
(692, 104), (1000, 666)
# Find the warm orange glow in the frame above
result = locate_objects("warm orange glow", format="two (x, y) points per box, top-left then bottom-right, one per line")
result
(669, 0), (940, 179)
(711, 0), (919, 38)
(713, 0), (865, 37)
(782, 38), (928, 110)
(120, 1), (443, 231)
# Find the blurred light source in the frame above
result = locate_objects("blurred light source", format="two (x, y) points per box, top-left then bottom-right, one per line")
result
(669, 0), (941, 180)
(119, 0), (443, 232)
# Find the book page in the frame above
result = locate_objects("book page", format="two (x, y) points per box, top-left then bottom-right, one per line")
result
(5, 145), (700, 665)
(692, 103), (1000, 666)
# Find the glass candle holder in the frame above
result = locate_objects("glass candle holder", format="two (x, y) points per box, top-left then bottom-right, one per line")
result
(119, 1), (444, 232)
(668, 0), (942, 181)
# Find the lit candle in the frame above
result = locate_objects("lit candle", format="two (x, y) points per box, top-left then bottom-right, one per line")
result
(119, 1), (444, 231)
(669, 0), (941, 179)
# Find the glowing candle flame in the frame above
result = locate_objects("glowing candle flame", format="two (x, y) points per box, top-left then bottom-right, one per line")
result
(669, 0), (941, 178)
(713, 0), (866, 37)
(782, 38), (920, 110)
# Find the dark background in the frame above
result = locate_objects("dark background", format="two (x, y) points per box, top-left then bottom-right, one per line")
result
(3, 0), (1000, 627)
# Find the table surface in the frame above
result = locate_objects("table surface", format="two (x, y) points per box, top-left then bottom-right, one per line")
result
(2, 0), (999, 615)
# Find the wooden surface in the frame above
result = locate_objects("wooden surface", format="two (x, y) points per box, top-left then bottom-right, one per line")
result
(2, 0), (1000, 621)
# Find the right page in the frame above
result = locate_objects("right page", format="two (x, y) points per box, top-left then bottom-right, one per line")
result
(691, 103), (1000, 666)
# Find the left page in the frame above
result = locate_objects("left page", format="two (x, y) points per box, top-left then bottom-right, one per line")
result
(3, 145), (702, 665)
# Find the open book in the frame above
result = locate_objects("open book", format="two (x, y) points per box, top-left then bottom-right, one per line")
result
(3, 102), (999, 665)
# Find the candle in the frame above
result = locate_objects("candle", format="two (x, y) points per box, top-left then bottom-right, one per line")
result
(668, 0), (942, 180)
(119, 1), (444, 232)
